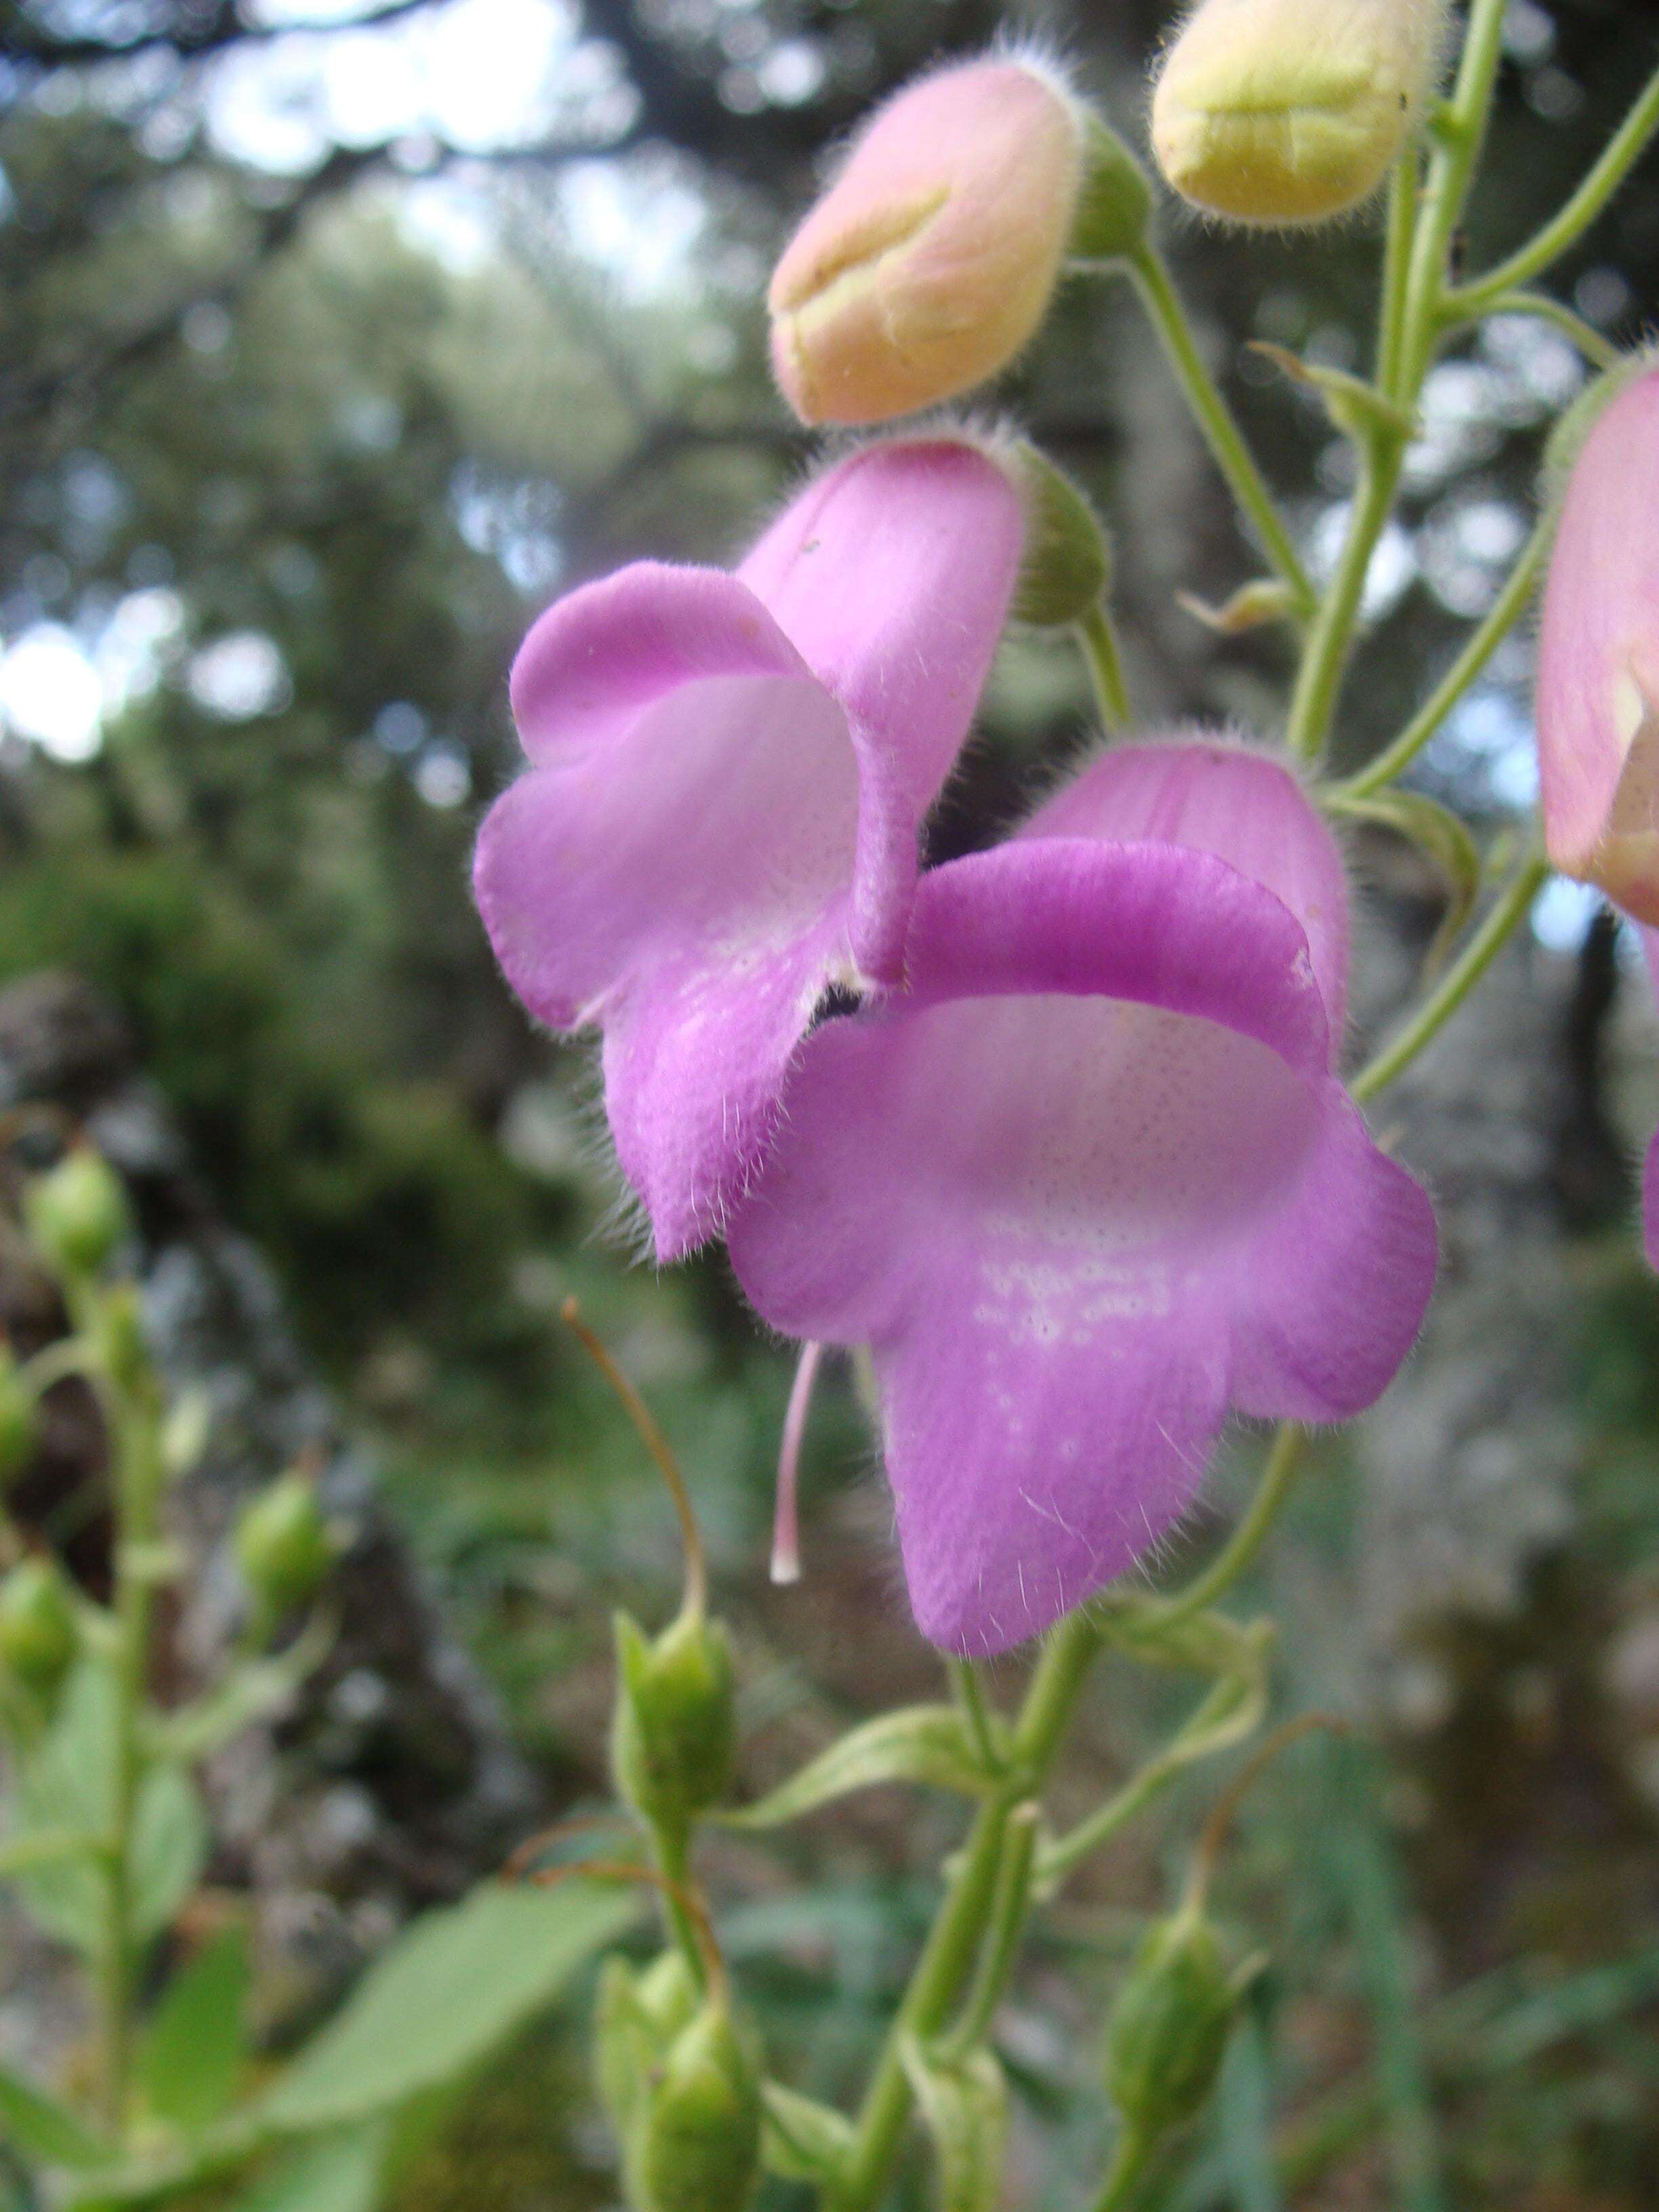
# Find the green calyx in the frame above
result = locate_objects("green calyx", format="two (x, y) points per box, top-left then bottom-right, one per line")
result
(1105, 1908), (1250, 2144)
(24, 1150), (132, 1283)
(611, 1606), (737, 1832)
(0, 1555), (79, 1694)
(234, 1470), (336, 1614)
(633, 2001), (763, 2212)
(1070, 115), (1154, 263)
(1012, 446), (1113, 630)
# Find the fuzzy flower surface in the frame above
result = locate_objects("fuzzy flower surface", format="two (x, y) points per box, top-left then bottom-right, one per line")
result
(473, 438), (1024, 1260)
(727, 739), (1438, 1656)
(1151, 0), (1445, 227)
(1537, 363), (1659, 928)
(768, 55), (1083, 426)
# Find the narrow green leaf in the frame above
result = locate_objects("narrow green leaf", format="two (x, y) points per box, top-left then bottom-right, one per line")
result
(260, 1880), (638, 2133)
(1326, 788), (1482, 968)
(901, 2042), (1008, 2212)
(760, 2081), (855, 2186)
(225, 2125), (386, 2212)
(0, 1828), (103, 1878)
(14, 1660), (118, 1955)
(0, 2066), (112, 2171)
(717, 1706), (991, 1830)
(139, 1924), (251, 2135)
(158, 1614), (332, 1765)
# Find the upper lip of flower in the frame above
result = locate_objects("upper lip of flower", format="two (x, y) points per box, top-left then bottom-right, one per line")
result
(769, 190), (950, 319)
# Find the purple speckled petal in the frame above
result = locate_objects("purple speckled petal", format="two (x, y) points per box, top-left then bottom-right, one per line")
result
(1024, 734), (1351, 1037)
(729, 836), (1436, 1655)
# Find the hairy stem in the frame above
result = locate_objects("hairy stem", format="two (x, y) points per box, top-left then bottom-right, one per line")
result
(1448, 56), (1659, 316)
(1124, 242), (1315, 617)
(1077, 602), (1133, 734)
(1339, 520), (1550, 798)
(830, 1613), (1103, 2211)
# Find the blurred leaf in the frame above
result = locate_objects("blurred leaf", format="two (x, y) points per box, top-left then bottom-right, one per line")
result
(14, 1660), (118, 1955)
(139, 1924), (251, 2135)
(224, 2125), (387, 2212)
(129, 1765), (209, 1945)
(0, 2066), (111, 2171)
(158, 1614), (332, 1764)
(258, 1880), (638, 2132)
(901, 2041), (1007, 2212)
(718, 1707), (993, 1830)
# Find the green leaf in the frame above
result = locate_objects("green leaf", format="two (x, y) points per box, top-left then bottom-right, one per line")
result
(259, 1879), (638, 2133)
(0, 1828), (103, 1879)
(1327, 788), (1482, 969)
(129, 1765), (209, 1944)
(224, 2125), (387, 2212)
(14, 1659), (119, 1955)
(901, 2043), (1008, 2212)
(716, 1707), (992, 1830)
(0, 2065), (112, 2171)
(761, 2081), (855, 2186)
(138, 1924), (251, 2135)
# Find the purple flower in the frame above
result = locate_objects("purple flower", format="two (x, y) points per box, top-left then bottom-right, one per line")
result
(474, 438), (1025, 1260)
(727, 738), (1438, 1656)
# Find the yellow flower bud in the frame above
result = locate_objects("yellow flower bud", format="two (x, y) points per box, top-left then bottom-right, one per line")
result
(1151, 0), (1448, 228)
(768, 55), (1084, 426)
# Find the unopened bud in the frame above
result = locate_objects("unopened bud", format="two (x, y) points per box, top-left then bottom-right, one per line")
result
(234, 1471), (335, 1614)
(769, 54), (1084, 426)
(1071, 116), (1154, 263)
(636, 2003), (762, 2212)
(1012, 447), (1113, 628)
(611, 1608), (737, 1833)
(1106, 1910), (1246, 2144)
(0, 1351), (37, 1491)
(26, 1150), (131, 1282)
(1151, 0), (1448, 228)
(0, 1555), (79, 1694)
(597, 1950), (703, 2139)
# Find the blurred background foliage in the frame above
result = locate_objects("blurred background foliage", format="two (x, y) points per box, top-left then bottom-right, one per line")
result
(3, 0), (1659, 2205)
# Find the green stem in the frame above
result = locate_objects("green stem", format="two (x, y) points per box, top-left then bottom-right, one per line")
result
(1448, 56), (1659, 315)
(1089, 2125), (1156, 2212)
(1376, 157), (1419, 397)
(1076, 602), (1133, 734)
(938, 1802), (1040, 2062)
(96, 1324), (163, 2138)
(1339, 519), (1550, 798)
(1444, 289), (1620, 371)
(1040, 1691), (1242, 1890)
(1160, 1424), (1306, 1629)
(1124, 242), (1315, 617)
(650, 1820), (710, 1996)
(1352, 844), (1551, 1104)
(948, 1659), (1001, 1778)
(831, 1612), (1103, 2212)
(1395, 0), (1512, 396)
(1284, 440), (1404, 763)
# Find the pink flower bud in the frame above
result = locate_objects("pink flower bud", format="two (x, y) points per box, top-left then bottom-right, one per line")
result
(1536, 361), (1659, 924)
(767, 56), (1084, 427)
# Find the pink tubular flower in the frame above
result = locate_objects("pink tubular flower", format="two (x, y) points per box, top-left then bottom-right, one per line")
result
(472, 438), (1025, 1261)
(726, 739), (1438, 1656)
(1536, 362), (1659, 926)
(768, 56), (1083, 427)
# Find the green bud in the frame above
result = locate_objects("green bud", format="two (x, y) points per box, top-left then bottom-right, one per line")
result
(1012, 447), (1113, 629)
(611, 1608), (737, 1832)
(234, 1471), (335, 1614)
(0, 1556), (79, 1694)
(596, 1950), (702, 2135)
(24, 1151), (131, 1282)
(1070, 115), (1154, 262)
(636, 2003), (762, 2212)
(1106, 1911), (1243, 2144)
(0, 1351), (38, 1492)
